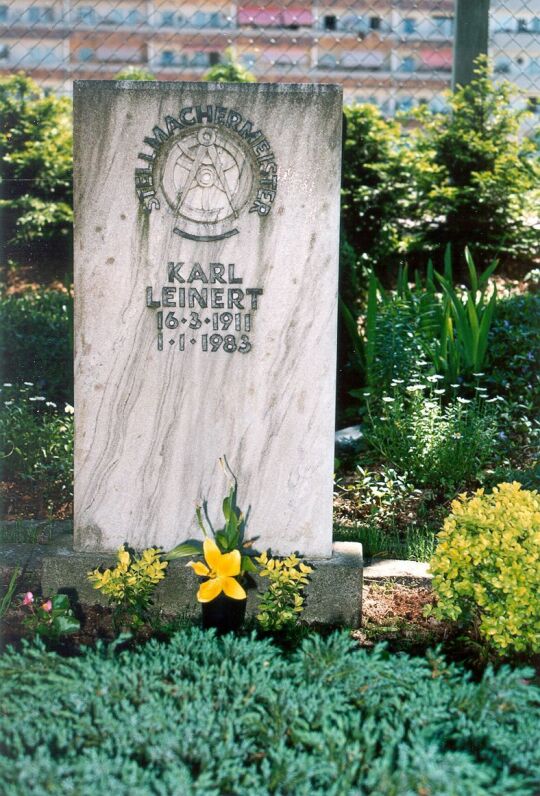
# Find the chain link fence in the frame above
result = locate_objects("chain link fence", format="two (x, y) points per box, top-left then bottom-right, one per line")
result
(0, 0), (539, 115)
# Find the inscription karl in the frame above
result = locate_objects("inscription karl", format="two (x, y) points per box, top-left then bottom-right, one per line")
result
(135, 105), (278, 242)
(146, 261), (263, 354)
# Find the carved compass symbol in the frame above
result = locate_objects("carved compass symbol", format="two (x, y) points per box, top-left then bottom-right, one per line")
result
(159, 125), (255, 242)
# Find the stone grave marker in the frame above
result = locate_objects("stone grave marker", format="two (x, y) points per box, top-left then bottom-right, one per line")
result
(73, 80), (343, 561)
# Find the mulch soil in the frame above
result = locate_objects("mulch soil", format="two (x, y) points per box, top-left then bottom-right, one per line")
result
(0, 480), (72, 521)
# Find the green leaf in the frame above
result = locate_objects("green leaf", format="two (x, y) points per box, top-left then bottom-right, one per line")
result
(477, 288), (497, 366)
(478, 257), (499, 292)
(52, 594), (70, 611)
(465, 247), (478, 296)
(195, 506), (208, 537)
(165, 540), (204, 560)
(215, 532), (229, 551)
(241, 555), (259, 574)
(55, 615), (80, 635)
(466, 293), (480, 365)
(338, 296), (366, 371)
(443, 243), (453, 282)
(365, 270), (378, 385)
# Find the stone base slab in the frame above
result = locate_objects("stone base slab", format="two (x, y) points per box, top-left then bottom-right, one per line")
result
(41, 541), (363, 627)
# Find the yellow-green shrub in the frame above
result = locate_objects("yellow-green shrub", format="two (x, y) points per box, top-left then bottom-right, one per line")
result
(88, 545), (167, 627)
(430, 482), (540, 654)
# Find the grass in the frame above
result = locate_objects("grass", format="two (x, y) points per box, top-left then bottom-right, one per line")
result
(0, 519), (56, 544)
(333, 522), (436, 562)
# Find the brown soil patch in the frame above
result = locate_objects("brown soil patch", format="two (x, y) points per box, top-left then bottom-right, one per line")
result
(0, 480), (72, 521)
(0, 604), (180, 656)
(2, 262), (71, 295)
(353, 582), (454, 655)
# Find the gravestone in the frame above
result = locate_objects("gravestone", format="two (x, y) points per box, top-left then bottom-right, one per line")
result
(73, 80), (344, 562)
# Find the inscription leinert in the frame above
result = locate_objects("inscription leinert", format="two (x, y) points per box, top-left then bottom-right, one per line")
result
(146, 261), (263, 354)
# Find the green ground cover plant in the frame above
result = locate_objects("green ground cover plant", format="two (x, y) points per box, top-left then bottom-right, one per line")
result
(0, 289), (73, 405)
(365, 385), (497, 493)
(1, 630), (539, 795)
(0, 383), (73, 510)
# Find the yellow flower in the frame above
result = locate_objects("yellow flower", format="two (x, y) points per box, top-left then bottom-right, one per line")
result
(188, 538), (247, 603)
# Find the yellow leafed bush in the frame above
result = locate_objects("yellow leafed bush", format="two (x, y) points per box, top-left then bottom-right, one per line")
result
(88, 545), (167, 626)
(430, 482), (540, 654)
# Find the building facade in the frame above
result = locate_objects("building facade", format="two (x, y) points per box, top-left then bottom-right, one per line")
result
(0, 0), (538, 115)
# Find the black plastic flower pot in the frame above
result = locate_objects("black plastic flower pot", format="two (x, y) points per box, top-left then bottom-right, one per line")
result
(201, 594), (247, 634)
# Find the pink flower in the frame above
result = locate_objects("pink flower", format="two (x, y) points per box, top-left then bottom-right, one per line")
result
(41, 600), (53, 612)
(22, 592), (34, 606)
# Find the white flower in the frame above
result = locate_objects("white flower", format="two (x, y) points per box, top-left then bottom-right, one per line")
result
(427, 375), (438, 383)
(23, 381), (34, 386)
(382, 396), (395, 403)
(452, 432), (462, 439)
(472, 372), (485, 377)
(29, 396), (46, 402)
(406, 384), (424, 392)
(456, 397), (471, 404)
(46, 401), (57, 408)
(450, 384), (460, 389)
(434, 388), (445, 395)
(4, 400), (13, 406)
(3, 383), (12, 387)
(65, 404), (75, 414)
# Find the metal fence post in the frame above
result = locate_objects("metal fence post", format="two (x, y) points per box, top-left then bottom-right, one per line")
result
(452, 0), (490, 89)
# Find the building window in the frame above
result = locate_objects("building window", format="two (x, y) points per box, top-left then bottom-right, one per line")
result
(494, 59), (511, 74)
(78, 47), (94, 62)
(78, 7), (96, 25)
(209, 51), (220, 65)
(400, 56), (416, 72)
(191, 51), (210, 67)
(241, 53), (256, 69)
(101, 9), (124, 25)
(160, 11), (175, 27)
(161, 50), (175, 65)
(0, 6), (8, 23)
(403, 18), (416, 34)
(369, 16), (381, 31)
(318, 53), (336, 69)
(517, 18), (528, 32)
(192, 11), (209, 28)
(323, 15), (336, 31)
(28, 6), (54, 24)
(126, 10), (141, 26)
(0, 44), (8, 59)
(527, 97), (538, 113)
(432, 16), (453, 37)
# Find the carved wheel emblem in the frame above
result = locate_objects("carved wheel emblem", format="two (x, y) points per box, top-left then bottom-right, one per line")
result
(159, 126), (255, 242)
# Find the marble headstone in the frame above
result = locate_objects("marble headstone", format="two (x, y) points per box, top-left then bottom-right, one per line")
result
(74, 81), (342, 557)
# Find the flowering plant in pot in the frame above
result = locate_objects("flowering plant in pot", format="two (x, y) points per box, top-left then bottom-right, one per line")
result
(166, 461), (258, 632)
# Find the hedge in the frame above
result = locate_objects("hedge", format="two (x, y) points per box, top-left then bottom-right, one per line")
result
(0, 630), (539, 795)
(0, 290), (73, 406)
